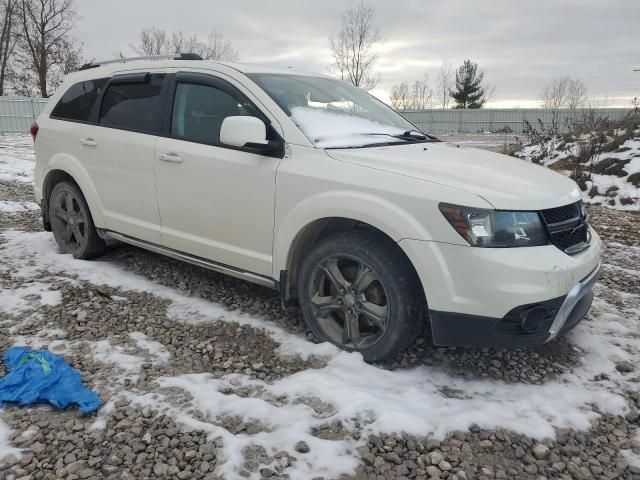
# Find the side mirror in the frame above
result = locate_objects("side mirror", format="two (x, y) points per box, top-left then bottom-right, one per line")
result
(220, 116), (268, 148)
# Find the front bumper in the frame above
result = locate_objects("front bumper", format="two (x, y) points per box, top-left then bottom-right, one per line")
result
(398, 227), (602, 348)
(428, 262), (600, 348)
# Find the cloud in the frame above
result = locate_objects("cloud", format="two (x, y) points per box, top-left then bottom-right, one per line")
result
(74, 0), (639, 107)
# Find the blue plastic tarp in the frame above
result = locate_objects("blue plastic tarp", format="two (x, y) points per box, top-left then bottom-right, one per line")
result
(0, 347), (101, 414)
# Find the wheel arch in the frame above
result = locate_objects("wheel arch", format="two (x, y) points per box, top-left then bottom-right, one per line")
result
(279, 216), (427, 308)
(41, 156), (106, 230)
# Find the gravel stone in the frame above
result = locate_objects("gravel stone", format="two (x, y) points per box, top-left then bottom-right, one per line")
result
(294, 440), (310, 453)
(532, 443), (550, 460)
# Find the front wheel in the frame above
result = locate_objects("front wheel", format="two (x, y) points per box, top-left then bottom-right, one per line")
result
(298, 230), (423, 362)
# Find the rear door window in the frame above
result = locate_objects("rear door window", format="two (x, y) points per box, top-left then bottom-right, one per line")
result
(98, 74), (165, 134)
(51, 78), (108, 122)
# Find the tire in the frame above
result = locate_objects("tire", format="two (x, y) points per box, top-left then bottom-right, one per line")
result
(298, 230), (423, 362)
(49, 181), (105, 259)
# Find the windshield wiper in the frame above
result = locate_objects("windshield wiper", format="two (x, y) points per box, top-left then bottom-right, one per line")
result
(402, 130), (428, 139)
(360, 131), (438, 143)
(401, 130), (441, 141)
(322, 131), (441, 149)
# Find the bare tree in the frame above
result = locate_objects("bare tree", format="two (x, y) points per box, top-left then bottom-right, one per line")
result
(169, 31), (197, 55)
(566, 78), (588, 109)
(540, 76), (587, 110)
(329, 2), (382, 91)
(14, 0), (81, 97)
(131, 27), (238, 61)
(435, 60), (453, 109)
(172, 30), (237, 61)
(0, 0), (17, 95)
(482, 84), (496, 105)
(390, 74), (433, 110)
(540, 76), (569, 110)
(389, 81), (409, 110)
(130, 27), (168, 56)
(409, 73), (433, 109)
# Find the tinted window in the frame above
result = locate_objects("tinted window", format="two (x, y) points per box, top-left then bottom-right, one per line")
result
(99, 74), (165, 133)
(171, 82), (258, 144)
(51, 78), (108, 122)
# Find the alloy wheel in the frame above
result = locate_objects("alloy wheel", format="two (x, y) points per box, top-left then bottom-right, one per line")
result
(50, 189), (87, 252)
(308, 253), (390, 350)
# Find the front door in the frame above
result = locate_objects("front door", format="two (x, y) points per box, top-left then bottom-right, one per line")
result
(154, 73), (281, 277)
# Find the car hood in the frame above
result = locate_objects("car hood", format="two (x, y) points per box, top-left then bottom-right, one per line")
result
(325, 141), (581, 210)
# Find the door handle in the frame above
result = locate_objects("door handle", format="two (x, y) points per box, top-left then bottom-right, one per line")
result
(159, 153), (183, 163)
(80, 138), (97, 147)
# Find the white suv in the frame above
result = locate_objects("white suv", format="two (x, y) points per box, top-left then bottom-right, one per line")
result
(32, 54), (601, 361)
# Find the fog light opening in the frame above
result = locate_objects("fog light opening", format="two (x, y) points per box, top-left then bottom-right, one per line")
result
(519, 307), (548, 334)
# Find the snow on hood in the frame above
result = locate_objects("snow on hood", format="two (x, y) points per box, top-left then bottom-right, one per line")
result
(326, 141), (582, 210)
(290, 107), (406, 148)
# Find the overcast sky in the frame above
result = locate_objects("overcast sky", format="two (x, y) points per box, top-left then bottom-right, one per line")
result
(75, 0), (639, 108)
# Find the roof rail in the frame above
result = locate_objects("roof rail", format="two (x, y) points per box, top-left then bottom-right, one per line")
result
(79, 53), (203, 71)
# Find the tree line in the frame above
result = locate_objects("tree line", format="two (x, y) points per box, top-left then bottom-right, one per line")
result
(0, 0), (594, 109)
(0, 0), (237, 97)
(328, 2), (494, 110)
(329, 2), (594, 111)
(0, 0), (82, 97)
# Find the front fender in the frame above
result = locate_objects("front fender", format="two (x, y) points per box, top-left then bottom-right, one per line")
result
(273, 189), (431, 277)
(42, 153), (106, 228)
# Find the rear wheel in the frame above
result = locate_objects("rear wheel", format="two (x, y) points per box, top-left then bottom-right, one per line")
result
(298, 230), (422, 362)
(49, 181), (105, 259)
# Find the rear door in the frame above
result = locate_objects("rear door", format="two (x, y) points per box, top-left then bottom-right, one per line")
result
(42, 77), (109, 204)
(154, 72), (283, 277)
(87, 71), (168, 244)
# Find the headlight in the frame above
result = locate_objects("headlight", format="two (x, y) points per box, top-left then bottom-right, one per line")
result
(439, 203), (548, 247)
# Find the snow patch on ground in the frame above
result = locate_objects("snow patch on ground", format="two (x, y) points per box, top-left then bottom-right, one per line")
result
(0, 230), (336, 361)
(516, 129), (640, 211)
(154, 373), (360, 480)
(0, 134), (35, 183)
(129, 332), (171, 363)
(125, 308), (637, 480)
(0, 201), (39, 213)
(89, 400), (115, 431)
(0, 419), (22, 461)
(622, 447), (640, 470)
(0, 281), (62, 315)
(91, 340), (148, 374)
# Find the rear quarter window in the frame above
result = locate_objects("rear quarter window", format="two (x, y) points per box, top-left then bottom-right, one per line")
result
(51, 78), (108, 122)
(98, 74), (165, 134)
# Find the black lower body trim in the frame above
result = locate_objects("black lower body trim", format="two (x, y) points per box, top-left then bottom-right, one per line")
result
(429, 289), (594, 348)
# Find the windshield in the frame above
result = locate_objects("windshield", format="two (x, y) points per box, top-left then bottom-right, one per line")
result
(247, 73), (423, 149)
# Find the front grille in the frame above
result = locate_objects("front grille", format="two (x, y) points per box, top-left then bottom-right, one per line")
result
(541, 203), (581, 225)
(550, 223), (588, 251)
(540, 201), (589, 254)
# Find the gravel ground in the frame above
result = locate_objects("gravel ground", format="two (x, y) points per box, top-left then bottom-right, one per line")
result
(0, 136), (639, 480)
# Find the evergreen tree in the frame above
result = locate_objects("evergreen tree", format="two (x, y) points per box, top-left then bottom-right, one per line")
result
(450, 60), (486, 109)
